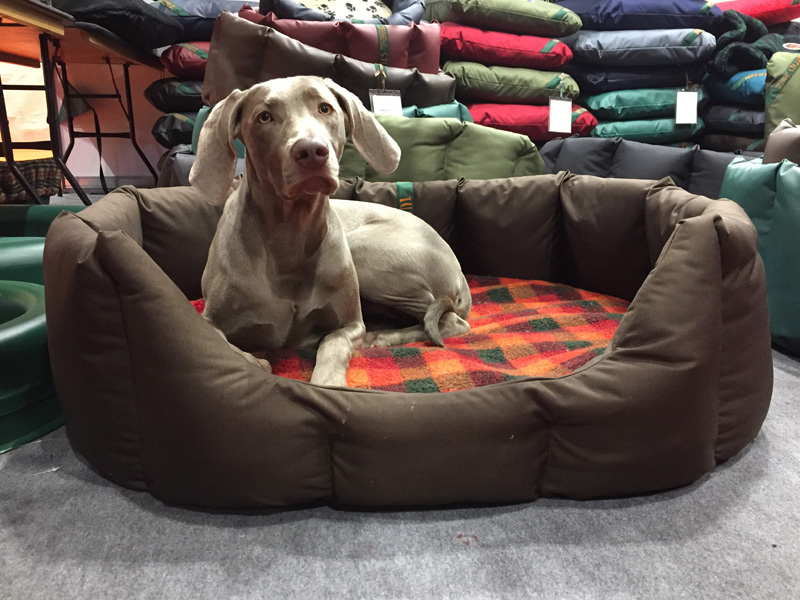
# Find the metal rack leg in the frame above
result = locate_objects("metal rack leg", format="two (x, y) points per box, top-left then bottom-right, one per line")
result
(0, 74), (44, 204)
(122, 63), (158, 186)
(40, 34), (91, 206)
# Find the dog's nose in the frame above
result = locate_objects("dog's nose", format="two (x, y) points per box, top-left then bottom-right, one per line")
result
(292, 139), (330, 168)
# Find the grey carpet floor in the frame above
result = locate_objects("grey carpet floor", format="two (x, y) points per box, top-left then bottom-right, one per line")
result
(2, 351), (798, 600)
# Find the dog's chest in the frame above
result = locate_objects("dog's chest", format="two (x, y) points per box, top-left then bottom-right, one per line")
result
(221, 259), (343, 351)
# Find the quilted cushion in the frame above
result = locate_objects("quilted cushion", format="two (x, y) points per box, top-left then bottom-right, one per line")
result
(717, 0), (800, 26)
(261, 0), (426, 24)
(439, 22), (573, 69)
(583, 86), (710, 121)
(467, 103), (597, 142)
(551, 0), (725, 31)
(297, 0), (392, 20)
(706, 69), (766, 107)
(160, 42), (209, 79)
(423, 0), (583, 37)
(562, 28), (717, 67)
(567, 63), (707, 94)
(702, 105), (765, 135)
(592, 118), (705, 144)
(240, 8), (441, 73)
(444, 61), (579, 104)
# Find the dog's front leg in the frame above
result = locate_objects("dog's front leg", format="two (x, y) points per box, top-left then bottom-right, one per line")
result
(310, 320), (366, 387)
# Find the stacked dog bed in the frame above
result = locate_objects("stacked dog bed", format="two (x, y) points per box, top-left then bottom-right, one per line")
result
(701, 10), (774, 152)
(555, 0), (721, 146)
(425, 0), (596, 144)
(144, 2), (245, 149)
(156, 10), (547, 185)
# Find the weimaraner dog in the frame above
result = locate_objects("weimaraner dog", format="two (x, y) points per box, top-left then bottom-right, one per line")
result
(190, 75), (470, 387)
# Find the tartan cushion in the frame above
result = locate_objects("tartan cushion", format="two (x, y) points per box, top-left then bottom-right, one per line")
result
(0, 157), (61, 204)
(192, 275), (629, 392)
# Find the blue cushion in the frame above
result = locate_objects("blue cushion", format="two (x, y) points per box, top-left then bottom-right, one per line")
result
(552, 0), (724, 31)
(562, 28), (717, 67)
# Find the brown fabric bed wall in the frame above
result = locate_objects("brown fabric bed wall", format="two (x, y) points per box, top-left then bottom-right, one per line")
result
(42, 174), (772, 509)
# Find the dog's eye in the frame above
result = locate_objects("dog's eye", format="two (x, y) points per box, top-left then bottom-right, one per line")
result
(257, 111), (272, 123)
(319, 103), (333, 115)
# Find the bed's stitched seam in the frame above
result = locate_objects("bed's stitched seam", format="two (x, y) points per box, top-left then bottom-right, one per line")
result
(97, 234), (149, 492)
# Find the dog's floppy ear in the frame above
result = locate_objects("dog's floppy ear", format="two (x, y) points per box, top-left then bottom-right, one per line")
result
(322, 79), (401, 174)
(189, 88), (246, 205)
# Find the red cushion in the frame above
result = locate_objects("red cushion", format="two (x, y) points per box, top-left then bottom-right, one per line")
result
(160, 42), (210, 79)
(239, 8), (441, 74)
(440, 22), (573, 69)
(719, 0), (800, 25)
(468, 103), (597, 142)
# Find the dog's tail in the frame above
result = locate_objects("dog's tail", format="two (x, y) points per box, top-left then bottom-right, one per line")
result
(423, 296), (456, 347)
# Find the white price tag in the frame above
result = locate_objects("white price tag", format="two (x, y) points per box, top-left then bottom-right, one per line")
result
(548, 97), (573, 133)
(675, 90), (699, 125)
(369, 89), (403, 116)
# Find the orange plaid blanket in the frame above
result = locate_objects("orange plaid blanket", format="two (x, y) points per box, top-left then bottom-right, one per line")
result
(192, 276), (629, 392)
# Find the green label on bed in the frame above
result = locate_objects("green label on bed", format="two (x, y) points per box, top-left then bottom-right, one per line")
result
(396, 182), (414, 212)
(179, 43), (209, 60)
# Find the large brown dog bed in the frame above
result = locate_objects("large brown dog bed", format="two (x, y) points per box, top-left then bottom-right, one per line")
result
(42, 173), (772, 509)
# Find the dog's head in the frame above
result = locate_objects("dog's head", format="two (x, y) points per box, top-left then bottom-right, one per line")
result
(190, 76), (401, 205)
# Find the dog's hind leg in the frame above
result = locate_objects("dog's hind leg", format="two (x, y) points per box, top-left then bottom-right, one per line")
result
(364, 312), (470, 348)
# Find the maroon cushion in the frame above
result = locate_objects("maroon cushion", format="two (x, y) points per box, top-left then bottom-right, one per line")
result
(160, 42), (209, 79)
(440, 22), (572, 69)
(468, 103), (597, 143)
(239, 8), (441, 74)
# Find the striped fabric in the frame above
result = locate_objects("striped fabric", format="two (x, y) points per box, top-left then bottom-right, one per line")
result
(192, 276), (629, 392)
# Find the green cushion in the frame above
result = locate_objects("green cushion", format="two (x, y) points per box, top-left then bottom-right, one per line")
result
(423, 0), (582, 37)
(0, 238), (46, 285)
(584, 86), (710, 121)
(0, 280), (57, 423)
(719, 157), (800, 352)
(402, 100), (474, 121)
(339, 115), (545, 181)
(765, 52), (800, 138)
(591, 118), (705, 144)
(0, 204), (84, 237)
(443, 60), (579, 105)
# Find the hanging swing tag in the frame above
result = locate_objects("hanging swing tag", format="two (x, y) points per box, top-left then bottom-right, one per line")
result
(369, 63), (403, 116)
(549, 97), (573, 133)
(675, 90), (699, 125)
(369, 89), (403, 115)
(549, 73), (572, 133)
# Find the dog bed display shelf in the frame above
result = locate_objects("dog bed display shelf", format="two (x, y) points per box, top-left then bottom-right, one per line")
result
(41, 173), (773, 510)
